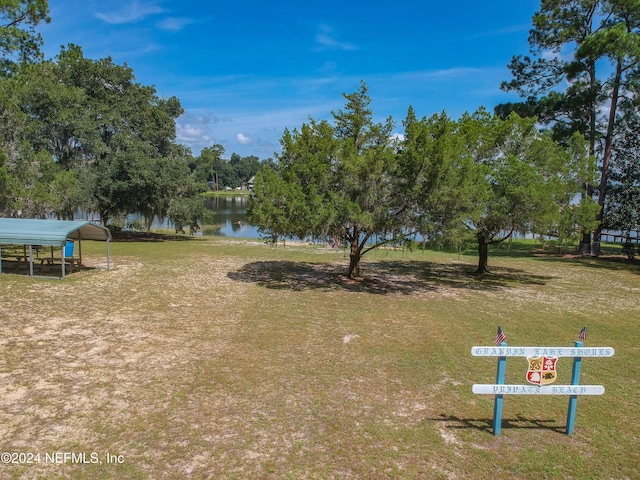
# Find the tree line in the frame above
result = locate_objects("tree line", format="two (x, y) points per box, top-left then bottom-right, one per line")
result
(1, 1), (639, 267)
(248, 1), (640, 275)
(248, 82), (598, 276)
(0, 1), (264, 234)
(498, 0), (640, 254)
(189, 145), (264, 191)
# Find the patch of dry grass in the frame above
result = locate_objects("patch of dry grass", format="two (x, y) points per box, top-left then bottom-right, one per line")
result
(0, 237), (638, 479)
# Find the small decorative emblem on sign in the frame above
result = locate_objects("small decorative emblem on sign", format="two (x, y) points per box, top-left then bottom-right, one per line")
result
(526, 356), (558, 385)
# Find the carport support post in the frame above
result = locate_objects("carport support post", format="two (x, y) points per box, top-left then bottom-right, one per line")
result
(29, 245), (34, 277)
(61, 243), (66, 279)
(493, 341), (507, 436)
(566, 341), (583, 436)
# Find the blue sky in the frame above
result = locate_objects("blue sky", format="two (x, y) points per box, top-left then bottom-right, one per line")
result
(39, 1), (539, 159)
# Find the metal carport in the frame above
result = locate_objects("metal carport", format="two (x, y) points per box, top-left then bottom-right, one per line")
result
(0, 218), (111, 279)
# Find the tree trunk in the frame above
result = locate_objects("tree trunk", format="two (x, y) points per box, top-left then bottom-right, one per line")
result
(145, 213), (154, 233)
(348, 236), (361, 278)
(579, 230), (592, 255)
(579, 187), (593, 255)
(100, 210), (109, 228)
(592, 58), (623, 257)
(476, 230), (490, 274)
(580, 60), (599, 255)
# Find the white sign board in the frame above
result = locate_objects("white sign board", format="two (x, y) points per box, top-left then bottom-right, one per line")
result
(472, 384), (605, 395)
(471, 346), (614, 358)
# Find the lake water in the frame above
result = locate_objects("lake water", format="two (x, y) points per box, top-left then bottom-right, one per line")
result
(202, 195), (260, 238)
(83, 196), (637, 243)
(76, 195), (261, 238)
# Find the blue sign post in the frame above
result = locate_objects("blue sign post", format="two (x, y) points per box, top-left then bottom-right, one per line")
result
(566, 341), (583, 435)
(492, 342), (507, 435)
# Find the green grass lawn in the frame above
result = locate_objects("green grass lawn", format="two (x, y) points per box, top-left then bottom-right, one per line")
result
(0, 236), (638, 479)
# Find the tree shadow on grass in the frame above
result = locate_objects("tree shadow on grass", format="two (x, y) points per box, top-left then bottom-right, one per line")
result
(431, 413), (565, 434)
(533, 252), (640, 274)
(227, 259), (553, 295)
(454, 244), (640, 279)
(109, 231), (199, 242)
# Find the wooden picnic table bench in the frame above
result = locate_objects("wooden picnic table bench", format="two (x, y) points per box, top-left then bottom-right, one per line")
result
(39, 257), (82, 267)
(2, 254), (81, 267)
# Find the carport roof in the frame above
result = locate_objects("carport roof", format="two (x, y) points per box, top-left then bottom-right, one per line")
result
(0, 218), (111, 246)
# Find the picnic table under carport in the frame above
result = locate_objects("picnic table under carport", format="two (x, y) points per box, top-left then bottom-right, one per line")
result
(0, 218), (111, 279)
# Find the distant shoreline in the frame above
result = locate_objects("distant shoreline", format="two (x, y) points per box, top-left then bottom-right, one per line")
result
(201, 190), (251, 197)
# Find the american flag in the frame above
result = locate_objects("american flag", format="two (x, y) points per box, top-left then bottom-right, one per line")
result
(495, 326), (506, 346)
(578, 326), (587, 341)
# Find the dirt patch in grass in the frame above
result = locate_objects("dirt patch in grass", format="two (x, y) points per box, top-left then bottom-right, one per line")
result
(1, 250), (251, 477)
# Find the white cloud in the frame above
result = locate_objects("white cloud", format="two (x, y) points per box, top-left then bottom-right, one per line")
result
(158, 17), (194, 32)
(177, 123), (211, 144)
(397, 67), (483, 81)
(236, 133), (255, 145)
(176, 111), (235, 154)
(314, 24), (358, 51)
(464, 24), (530, 41)
(95, 1), (164, 24)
